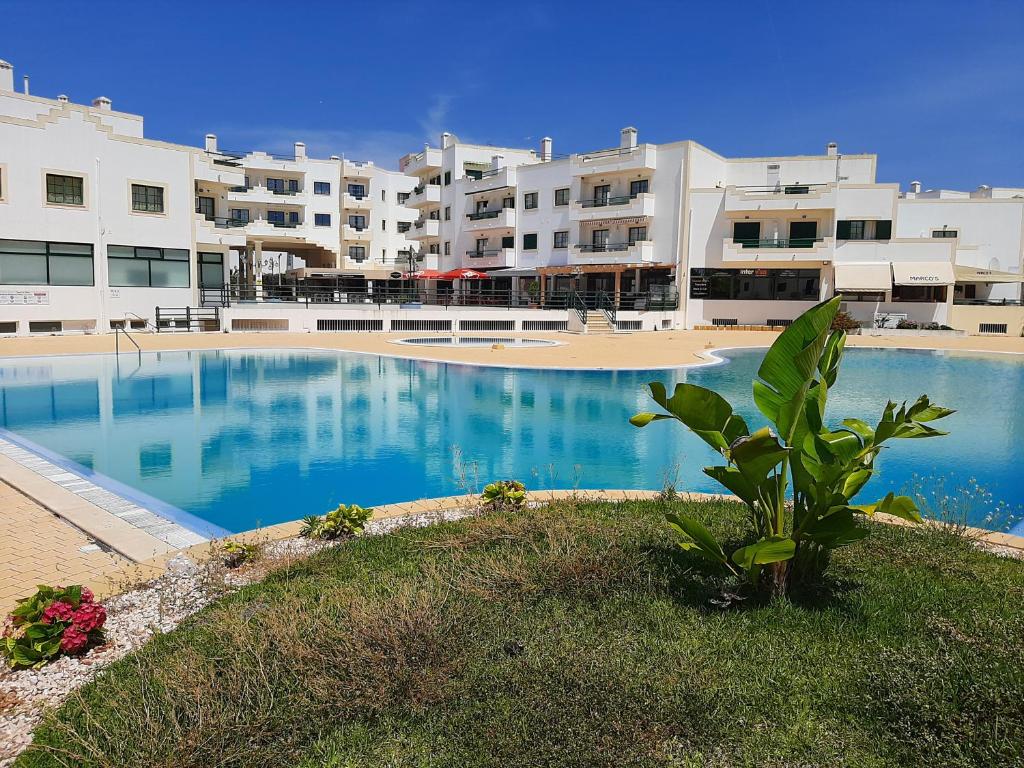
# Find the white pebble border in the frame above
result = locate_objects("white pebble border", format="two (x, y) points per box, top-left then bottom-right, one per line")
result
(0, 506), (476, 766)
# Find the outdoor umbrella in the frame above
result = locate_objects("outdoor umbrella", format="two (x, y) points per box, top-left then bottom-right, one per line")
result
(440, 268), (490, 280)
(404, 269), (447, 279)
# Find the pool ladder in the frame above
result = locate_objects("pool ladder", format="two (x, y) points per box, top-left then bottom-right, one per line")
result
(114, 325), (142, 364)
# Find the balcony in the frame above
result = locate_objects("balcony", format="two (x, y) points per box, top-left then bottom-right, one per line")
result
(342, 224), (373, 242)
(464, 247), (516, 268)
(722, 236), (834, 262)
(724, 183), (837, 212)
(194, 213), (247, 247)
(463, 165), (516, 194)
(571, 192), (655, 221)
(571, 144), (657, 176)
(410, 219), (440, 239)
(464, 207), (516, 231)
(227, 185), (305, 205)
(405, 183), (441, 208)
(342, 192), (372, 209)
(195, 153), (246, 186)
(400, 147), (442, 175)
(569, 240), (656, 265)
(244, 218), (308, 240)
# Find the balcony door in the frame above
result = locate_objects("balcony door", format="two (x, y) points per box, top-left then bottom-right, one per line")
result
(476, 238), (488, 255)
(195, 196), (215, 220)
(733, 221), (761, 248)
(591, 229), (610, 251)
(349, 215), (366, 230)
(788, 221), (818, 248)
(593, 185), (610, 206)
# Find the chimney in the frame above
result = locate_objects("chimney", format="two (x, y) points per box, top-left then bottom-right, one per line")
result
(441, 132), (454, 149)
(329, 155), (340, 161)
(0, 60), (13, 92)
(294, 141), (306, 160)
(57, 94), (68, 104)
(826, 142), (838, 157)
(540, 136), (552, 162)
(910, 180), (921, 194)
(620, 126), (638, 149)
(204, 134), (218, 152)
(490, 154), (505, 170)
(23, 75), (29, 95)
(92, 96), (112, 111)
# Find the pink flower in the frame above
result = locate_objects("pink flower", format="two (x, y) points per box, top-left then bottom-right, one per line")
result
(80, 587), (94, 604)
(71, 603), (106, 633)
(59, 626), (89, 654)
(41, 601), (75, 625)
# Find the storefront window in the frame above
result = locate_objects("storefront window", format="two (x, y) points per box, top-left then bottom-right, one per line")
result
(689, 268), (820, 301)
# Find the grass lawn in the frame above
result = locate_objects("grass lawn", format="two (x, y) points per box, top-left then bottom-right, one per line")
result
(18, 499), (1024, 768)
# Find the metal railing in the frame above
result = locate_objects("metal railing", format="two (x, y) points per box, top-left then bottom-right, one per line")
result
(154, 306), (221, 332)
(579, 194), (639, 208)
(576, 242), (642, 253)
(466, 249), (504, 258)
(732, 184), (828, 195)
(201, 215), (247, 229)
(953, 298), (1024, 306)
(733, 238), (823, 249)
(113, 325), (141, 363)
(467, 209), (502, 220)
(569, 291), (588, 325)
(577, 145), (641, 162)
(200, 284), (679, 312)
(598, 290), (617, 324)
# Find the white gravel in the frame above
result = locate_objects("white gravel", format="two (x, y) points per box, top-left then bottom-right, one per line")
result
(0, 506), (476, 766)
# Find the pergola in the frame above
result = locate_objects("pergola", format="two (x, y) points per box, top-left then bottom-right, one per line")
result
(535, 263), (675, 300)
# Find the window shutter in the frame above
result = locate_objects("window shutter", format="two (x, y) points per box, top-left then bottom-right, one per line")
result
(836, 220), (851, 240)
(874, 220), (892, 240)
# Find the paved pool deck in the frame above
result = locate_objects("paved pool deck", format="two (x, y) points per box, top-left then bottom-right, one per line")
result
(0, 329), (1022, 611)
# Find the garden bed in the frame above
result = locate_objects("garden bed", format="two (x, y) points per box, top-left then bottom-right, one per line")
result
(8, 498), (1024, 768)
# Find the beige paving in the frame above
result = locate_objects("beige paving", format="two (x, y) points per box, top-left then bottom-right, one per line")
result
(0, 480), (131, 613)
(1, 328), (1022, 369)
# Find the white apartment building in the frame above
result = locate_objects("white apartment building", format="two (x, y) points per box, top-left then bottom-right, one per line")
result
(2, 56), (1022, 337)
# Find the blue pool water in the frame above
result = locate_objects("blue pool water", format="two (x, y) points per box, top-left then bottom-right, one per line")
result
(0, 347), (1021, 535)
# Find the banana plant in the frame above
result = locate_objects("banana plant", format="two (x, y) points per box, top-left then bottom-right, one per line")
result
(630, 296), (954, 596)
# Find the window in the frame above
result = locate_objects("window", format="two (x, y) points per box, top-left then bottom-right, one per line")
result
(382, 190), (386, 201)
(501, 235), (514, 248)
(788, 221), (818, 247)
(689, 268), (821, 301)
(444, 206), (451, 221)
(195, 196), (215, 220)
(198, 252), (224, 289)
(348, 215), (366, 230)
(444, 241), (451, 256)
(0, 239), (94, 286)
(347, 183), (367, 199)
(523, 192), (538, 210)
(288, 211), (299, 224)
(554, 188), (570, 206)
(428, 209), (440, 220)
(397, 221), (411, 233)
(132, 184), (164, 213)
(46, 174), (84, 206)
(475, 238), (489, 254)
(464, 169), (482, 181)
(348, 246), (366, 262)
(592, 184), (610, 206)
(522, 233), (538, 250)
(502, 196), (514, 209)
(429, 243), (440, 254)
(892, 284), (947, 302)
(733, 221), (761, 246)
(444, 171), (451, 186)
(932, 229), (958, 238)
(628, 226), (648, 244)
(107, 245), (189, 288)
(875, 220), (892, 240)
(629, 179), (649, 196)
(230, 208), (249, 223)
(837, 220), (892, 240)
(266, 178), (284, 193)
(553, 231), (568, 249)
(397, 192), (410, 204)
(429, 174), (441, 185)
(476, 200), (488, 213)
(381, 219), (387, 230)
(267, 210), (285, 224)
(591, 229), (610, 249)
(313, 181), (331, 195)
(0, 166), (5, 201)
(314, 213), (331, 226)
(837, 291), (885, 302)
(837, 220), (866, 240)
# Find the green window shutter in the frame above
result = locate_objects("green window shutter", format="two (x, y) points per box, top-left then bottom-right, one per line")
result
(836, 220), (851, 240)
(875, 220), (892, 240)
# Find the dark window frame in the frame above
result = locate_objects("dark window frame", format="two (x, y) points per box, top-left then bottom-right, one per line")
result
(314, 213), (332, 227)
(45, 174), (84, 206)
(554, 188), (570, 206)
(0, 239), (95, 286)
(313, 181), (331, 195)
(131, 184), (165, 213)
(553, 230), (569, 249)
(107, 245), (190, 288)
(522, 232), (538, 250)
(523, 192), (538, 210)
(689, 267), (821, 301)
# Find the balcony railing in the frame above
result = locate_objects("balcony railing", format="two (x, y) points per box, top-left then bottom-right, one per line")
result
(577, 241), (646, 253)
(466, 249), (504, 257)
(953, 298), (1024, 306)
(578, 145), (640, 162)
(732, 184), (828, 195)
(467, 209), (502, 220)
(202, 216), (248, 229)
(228, 185), (251, 193)
(269, 187), (300, 196)
(733, 238), (823, 249)
(268, 220), (299, 229)
(579, 194), (640, 208)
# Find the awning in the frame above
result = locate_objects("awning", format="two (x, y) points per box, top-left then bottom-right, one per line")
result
(488, 267), (538, 277)
(891, 261), (955, 286)
(834, 263), (891, 292)
(954, 265), (1024, 283)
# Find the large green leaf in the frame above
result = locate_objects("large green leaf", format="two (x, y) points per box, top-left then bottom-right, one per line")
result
(665, 512), (729, 566)
(732, 536), (797, 570)
(853, 492), (923, 523)
(729, 427), (789, 485)
(804, 509), (869, 548)
(703, 466), (758, 507)
(907, 395), (956, 423)
(635, 381), (748, 453)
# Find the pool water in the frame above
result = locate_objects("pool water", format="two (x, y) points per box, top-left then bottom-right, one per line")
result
(395, 337), (558, 347)
(0, 347), (1021, 534)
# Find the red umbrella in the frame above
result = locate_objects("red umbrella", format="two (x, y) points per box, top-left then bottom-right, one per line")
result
(440, 268), (490, 280)
(404, 269), (447, 279)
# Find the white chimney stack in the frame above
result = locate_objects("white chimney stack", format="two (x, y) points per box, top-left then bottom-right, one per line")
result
(57, 94), (68, 104)
(22, 75), (29, 95)
(620, 126), (638, 149)
(294, 141), (306, 160)
(910, 180), (921, 194)
(204, 134), (218, 152)
(441, 132), (454, 149)
(92, 96), (112, 111)
(0, 60), (13, 92)
(540, 136), (552, 162)
(826, 142), (838, 157)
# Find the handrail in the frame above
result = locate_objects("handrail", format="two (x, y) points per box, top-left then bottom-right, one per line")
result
(113, 325), (141, 363)
(569, 291), (588, 326)
(467, 209), (502, 220)
(577, 145), (640, 162)
(466, 249), (504, 257)
(578, 194), (639, 208)
(598, 290), (617, 325)
(733, 238), (824, 249)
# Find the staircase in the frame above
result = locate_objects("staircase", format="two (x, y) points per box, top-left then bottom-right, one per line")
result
(584, 310), (616, 334)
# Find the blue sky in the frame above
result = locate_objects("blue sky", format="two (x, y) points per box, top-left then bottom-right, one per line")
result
(2, 0), (1022, 189)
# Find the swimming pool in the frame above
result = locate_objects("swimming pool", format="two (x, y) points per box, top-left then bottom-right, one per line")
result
(394, 337), (559, 347)
(0, 347), (1021, 535)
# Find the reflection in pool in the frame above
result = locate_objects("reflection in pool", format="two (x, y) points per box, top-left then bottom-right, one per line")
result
(0, 347), (1020, 534)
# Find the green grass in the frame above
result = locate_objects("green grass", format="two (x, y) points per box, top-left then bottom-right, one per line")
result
(18, 499), (1024, 768)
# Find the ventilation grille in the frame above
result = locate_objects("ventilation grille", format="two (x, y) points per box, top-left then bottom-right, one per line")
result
(391, 319), (453, 332)
(231, 318), (289, 332)
(979, 323), (1008, 334)
(712, 318), (738, 327)
(661, 318), (672, 329)
(522, 320), (568, 331)
(616, 320), (643, 331)
(459, 319), (515, 332)
(317, 319), (384, 332)
(767, 318), (794, 327)
(28, 321), (62, 333)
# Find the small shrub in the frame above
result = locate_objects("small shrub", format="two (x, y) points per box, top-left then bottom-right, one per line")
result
(896, 318), (919, 330)
(830, 310), (860, 332)
(300, 504), (373, 540)
(2, 585), (107, 669)
(219, 540), (260, 569)
(481, 480), (527, 510)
